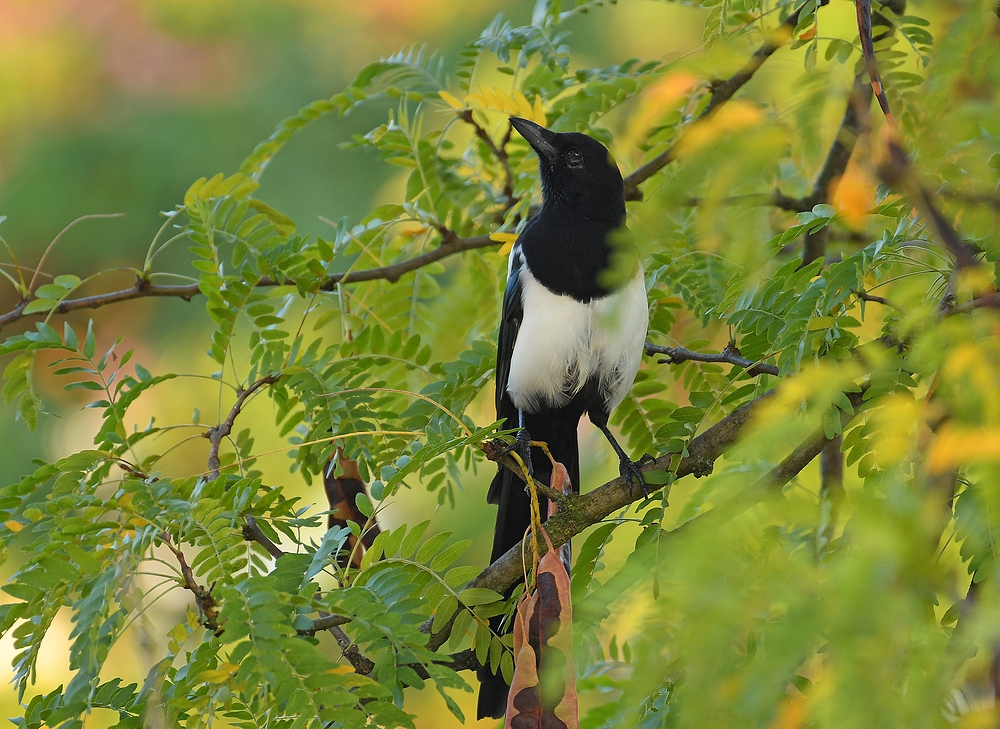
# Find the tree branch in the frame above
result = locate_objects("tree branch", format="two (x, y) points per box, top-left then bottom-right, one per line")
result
(681, 191), (809, 212)
(162, 531), (221, 633)
(645, 342), (780, 377)
(854, 289), (904, 313)
(802, 72), (872, 265)
(426, 386), (781, 650)
(427, 385), (870, 650)
(817, 436), (844, 554)
(576, 388), (866, 627)
(0, 234), (499, 332)
(623, 3), (805, 200)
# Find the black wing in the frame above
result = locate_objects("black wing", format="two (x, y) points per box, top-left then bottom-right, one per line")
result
(486, 246), (523, 505)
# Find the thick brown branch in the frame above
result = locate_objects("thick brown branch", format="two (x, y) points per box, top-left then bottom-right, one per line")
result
(0, 234), (498, 331)
(645, 342), (780, 377)
(428, 385), (868, 650)
(802, 73), (872, 266)
(206, 374), (282, 479)
(577, 389), (866, 626)
(480, 439), (568, 503)
(426, 386), (778, 650)
(623, 4), (805, 200)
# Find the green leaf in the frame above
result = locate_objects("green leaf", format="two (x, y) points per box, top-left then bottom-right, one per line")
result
(458, 588), (503, 607)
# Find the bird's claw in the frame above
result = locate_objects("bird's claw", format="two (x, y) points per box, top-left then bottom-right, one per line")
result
(513, 427), (534, 480)
(620, 453), (654, 497)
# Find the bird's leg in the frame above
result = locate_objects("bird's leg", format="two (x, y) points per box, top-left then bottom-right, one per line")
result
(596, 423), (652, 497)
(514, 410), (534, 480)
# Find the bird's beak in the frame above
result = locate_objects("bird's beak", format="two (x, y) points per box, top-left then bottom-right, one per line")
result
(509, 117), (558, 162)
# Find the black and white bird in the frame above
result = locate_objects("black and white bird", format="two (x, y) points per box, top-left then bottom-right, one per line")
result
(477, 117), (649, 720)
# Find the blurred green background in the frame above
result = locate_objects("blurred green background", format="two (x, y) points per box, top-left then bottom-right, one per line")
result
(0, 1), (712, 725)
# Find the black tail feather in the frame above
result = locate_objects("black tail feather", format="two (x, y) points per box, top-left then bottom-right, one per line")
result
(477, 416), (579, 720)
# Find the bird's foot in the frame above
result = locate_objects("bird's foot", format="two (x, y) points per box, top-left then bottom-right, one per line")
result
(620, 453), (655, 497)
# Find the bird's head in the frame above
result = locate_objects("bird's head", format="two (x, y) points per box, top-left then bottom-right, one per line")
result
(509, 117), (625, 222)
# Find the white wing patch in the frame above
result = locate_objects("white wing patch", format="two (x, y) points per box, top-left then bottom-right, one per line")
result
(506, 261), (648, 414)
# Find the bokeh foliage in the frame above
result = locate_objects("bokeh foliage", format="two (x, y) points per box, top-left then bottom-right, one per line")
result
(1, 0), (1000, 727)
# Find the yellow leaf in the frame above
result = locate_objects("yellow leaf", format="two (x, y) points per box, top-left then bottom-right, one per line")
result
(675, 101), (763, 156)
(648, 72), (699, 107)
(439, 90), (464, 109)
(197, 662), (238, 685)
(928, 426), (1000, 474)
(479, 86), (501, 110)
(807, 316), (835, 330)
(494, 87), (521, 116)
(770, 697), (807, 729)
(513, 89), (534, 119)
(184, 177), (207, 207)
(656, 295), (684, 307)
(532, 94), (547, 125)
(832, 163), (875, 229)
(327, 665), (355, 675)
(490, 232), (518, 256)
(4, 520), (22, 533)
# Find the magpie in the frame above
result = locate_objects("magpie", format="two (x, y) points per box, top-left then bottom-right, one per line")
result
(477, 117), (649, 720)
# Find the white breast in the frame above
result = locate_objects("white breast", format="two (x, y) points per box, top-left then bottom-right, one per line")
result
(506, 261), (648, 414)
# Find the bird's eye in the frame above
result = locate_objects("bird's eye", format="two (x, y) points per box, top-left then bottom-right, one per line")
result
(565, 148), (584, 169)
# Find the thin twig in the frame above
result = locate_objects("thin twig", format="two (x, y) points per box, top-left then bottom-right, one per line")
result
(853, 289), (904, 313)
(329, 624), (376, 675)
(162, 531), (221, 633)
(878, 141), (981, 271)
(27, 213), (126, 295)
(681, 191), (809, 212)
(461, 110), (515, 202)
(242, 515), (285, 560)
(644, 342), (780, 377)
(205, 374), (282, 479)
